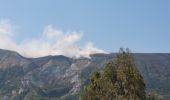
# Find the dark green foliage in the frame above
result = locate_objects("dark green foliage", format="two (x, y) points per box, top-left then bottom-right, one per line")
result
(114, 48), (146, 100)
(81, 48), (146, 100)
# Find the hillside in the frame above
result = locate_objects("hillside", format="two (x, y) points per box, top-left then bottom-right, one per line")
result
(0, 49), (170, 100)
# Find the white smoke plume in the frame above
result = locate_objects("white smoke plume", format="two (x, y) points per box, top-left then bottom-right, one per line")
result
(0, 19), (106, 58)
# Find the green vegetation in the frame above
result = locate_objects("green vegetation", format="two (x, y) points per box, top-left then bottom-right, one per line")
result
(81, 48), (162, 100)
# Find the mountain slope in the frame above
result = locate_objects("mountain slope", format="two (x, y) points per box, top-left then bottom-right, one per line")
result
(0, 49), (170, 100)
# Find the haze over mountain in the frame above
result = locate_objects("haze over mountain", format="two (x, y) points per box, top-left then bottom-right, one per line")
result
(0, 21), (105, 58)
(0, 49), (170, 100)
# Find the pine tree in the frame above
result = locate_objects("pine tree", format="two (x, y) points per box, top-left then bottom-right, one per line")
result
(113, 48), (146, 100)
(81, 48), (146, 100)
(81, 70), (102, 100)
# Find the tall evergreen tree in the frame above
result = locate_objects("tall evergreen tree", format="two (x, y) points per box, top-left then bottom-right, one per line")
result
(81, 70), (102, 100)
(81, 48), (146, 100)
(113, 48), (146, 100)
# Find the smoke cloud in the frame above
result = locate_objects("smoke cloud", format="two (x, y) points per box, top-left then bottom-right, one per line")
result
(0, 19), (106, 58)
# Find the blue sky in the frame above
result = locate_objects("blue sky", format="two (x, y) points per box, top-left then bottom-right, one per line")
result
(0, 0), (170, 57)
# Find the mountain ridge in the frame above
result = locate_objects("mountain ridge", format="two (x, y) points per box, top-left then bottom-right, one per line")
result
(0, 49), (170, 100)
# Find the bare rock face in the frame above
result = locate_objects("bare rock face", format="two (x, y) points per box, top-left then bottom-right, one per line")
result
(0, 49), (170, 100)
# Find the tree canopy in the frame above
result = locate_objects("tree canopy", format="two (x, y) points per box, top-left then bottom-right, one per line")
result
(81, 48), (150, 100)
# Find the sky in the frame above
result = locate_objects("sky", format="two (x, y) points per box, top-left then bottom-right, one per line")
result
(0, 0), (170, 57)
